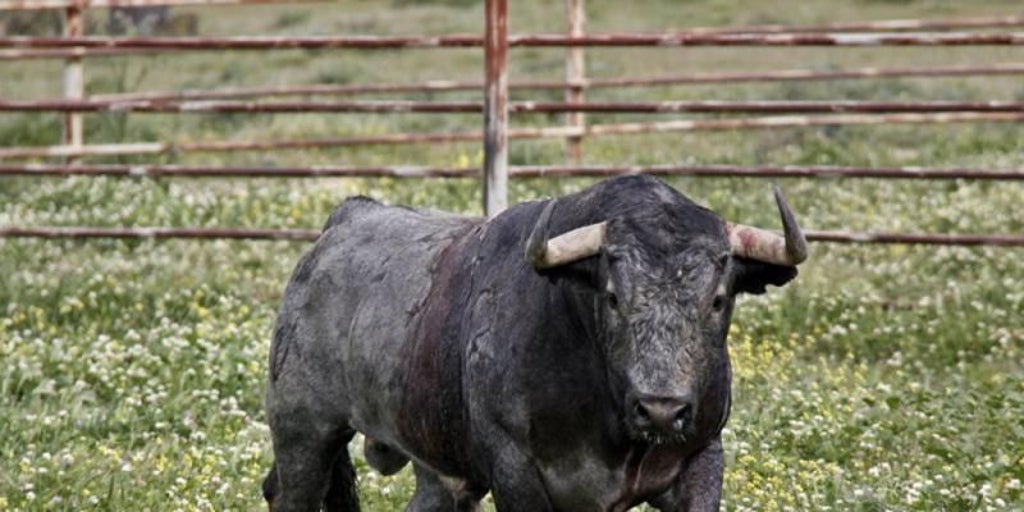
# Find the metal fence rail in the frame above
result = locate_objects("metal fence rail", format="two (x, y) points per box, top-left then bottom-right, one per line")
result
(3, 32), (1024, 51)
(0, 0), (323, 10)
(0, 226), (319, 240)
(3, 225), (1022, 247)
(4, 163), (1024, 180)
(4, 111), (1023, 159)
(0, 47), (160, 59)
(69, 63), (1024, 102)
(6, 99), (1024, 114)
(671, 15), (1024, 34)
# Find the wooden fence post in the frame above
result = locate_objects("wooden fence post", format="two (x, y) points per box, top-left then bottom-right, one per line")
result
(63, 3), (84, 164)
(483, 0), (509, 217)
(565, 0), (585, 164)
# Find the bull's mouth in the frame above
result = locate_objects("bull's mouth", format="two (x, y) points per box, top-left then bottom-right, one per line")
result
(625, 419), (695, 446)
(630, 430), (688, 446)
(630, 429), (690, 446)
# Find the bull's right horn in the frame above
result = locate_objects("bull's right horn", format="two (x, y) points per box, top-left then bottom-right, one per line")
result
(526, 200), (608, 269)
(726, 186), (808, 266)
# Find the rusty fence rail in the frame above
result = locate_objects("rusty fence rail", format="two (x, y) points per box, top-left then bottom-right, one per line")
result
(3, 163), (1024, 180)
(3, 225), (1023, 247)
(0, 226), (320, 240)
(10, 2), (1013, 34)
(670, 15), (1024, 34)
(62, 63), (1024, 102)
(4, 111), (1023, 160)
(0, 0), (322, 9)
(6, 98), (1024, 114)
(3, 32), (1024, 51)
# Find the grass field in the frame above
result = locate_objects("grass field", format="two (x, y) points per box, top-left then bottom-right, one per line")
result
(1, 0), (1023, 510)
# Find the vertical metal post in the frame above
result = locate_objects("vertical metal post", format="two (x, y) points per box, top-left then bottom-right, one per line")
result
(483, 0), (508, 217)
(565, 0), (585, 165)
(63, 3), (85, 164)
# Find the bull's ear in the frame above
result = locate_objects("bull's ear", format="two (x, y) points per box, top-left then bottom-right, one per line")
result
(729, 257), (798, 295)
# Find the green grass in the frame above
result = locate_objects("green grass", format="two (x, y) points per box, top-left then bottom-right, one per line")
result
(1, 0), (1023, 510)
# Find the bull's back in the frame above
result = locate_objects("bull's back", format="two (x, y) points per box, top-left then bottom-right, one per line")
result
(269, 197), (479, 438)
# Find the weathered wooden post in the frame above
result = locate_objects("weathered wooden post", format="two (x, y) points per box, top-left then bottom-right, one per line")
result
(483, 0), (508, 217)
(565, 0), (585, 164)
(63, 1), (84, 164)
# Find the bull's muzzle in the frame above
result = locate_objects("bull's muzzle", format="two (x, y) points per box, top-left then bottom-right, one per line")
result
(627, 392), (697, 443)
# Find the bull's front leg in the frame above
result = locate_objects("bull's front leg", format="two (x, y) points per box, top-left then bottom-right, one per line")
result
(489, 444), (554, 512)
(650, 437), (724, 512)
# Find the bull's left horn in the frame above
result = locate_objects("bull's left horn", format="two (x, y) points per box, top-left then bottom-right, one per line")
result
(726, 186), (808, 266)
(526, 200), (608, 269)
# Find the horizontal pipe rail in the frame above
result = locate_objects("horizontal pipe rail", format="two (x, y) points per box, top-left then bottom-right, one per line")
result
(1, 0), (1019, 39)
(804, 230), (1024, 247)
(3, 0), (1018, 39)
(0, 163), (479, 178)
(570, 63), (1024, 88)
(0, 34), (483, 50)
(78, 63), (1024, 103)
(0, 48), (161, 59)
(515, 32), (1024, 47)
(5, 99), (1024, 114)
(2, 32), (1023, 51)
(0, 133), (489, 158)
(678, 16), (1024, 35)
(0, 226), (319, 240)
(91, 81), (490, 101)
(0, 99), (483, 113)
(510, 164), (1024, 180)
(4, 111), (1023, 159)
(2, 225), (1022, 246)
(0, 0), (322, 10)
(3, 163), (1024, 180)
(550, 111), (1024, 137)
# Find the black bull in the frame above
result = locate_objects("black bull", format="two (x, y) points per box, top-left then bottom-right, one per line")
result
(262, 175), (807, 511)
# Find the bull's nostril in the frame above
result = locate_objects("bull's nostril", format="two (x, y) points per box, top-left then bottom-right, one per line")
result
(633, 402), (652, 426)
(632, 396), (694, 435)
(672, 404), (692, 431)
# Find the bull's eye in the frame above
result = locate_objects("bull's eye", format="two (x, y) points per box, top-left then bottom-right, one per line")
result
(604, 280), (619, 309)
(711, 295), (726, 313)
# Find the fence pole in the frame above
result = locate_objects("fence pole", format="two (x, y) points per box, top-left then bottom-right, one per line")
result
(62, 3), (84, 164)
(565, 0), (585, 164)
(483, 0), (509, 217)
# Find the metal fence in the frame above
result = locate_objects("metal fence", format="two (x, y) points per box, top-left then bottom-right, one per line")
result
(0, 0), (1022, 245)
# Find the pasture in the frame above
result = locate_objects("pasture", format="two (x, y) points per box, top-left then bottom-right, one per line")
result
(1, 0), (1022, 510)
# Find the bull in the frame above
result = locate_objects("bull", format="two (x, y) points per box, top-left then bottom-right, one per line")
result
(262, 175), (807, 511)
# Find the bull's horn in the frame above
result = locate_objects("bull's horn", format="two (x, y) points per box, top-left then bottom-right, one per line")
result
(726, 186), (808, 266)
(526, 200), (608, 269)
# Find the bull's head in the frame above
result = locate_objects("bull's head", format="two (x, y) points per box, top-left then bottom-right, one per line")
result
(525, 182), (806, 444)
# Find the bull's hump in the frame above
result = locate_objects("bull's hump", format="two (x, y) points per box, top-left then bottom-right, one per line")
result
(323, 196), (481, 233)
(322, 196), (382, 231)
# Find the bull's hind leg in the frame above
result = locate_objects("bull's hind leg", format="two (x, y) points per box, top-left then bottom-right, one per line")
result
(324, 443), (360, 512)
(265, 407), (358, 512)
